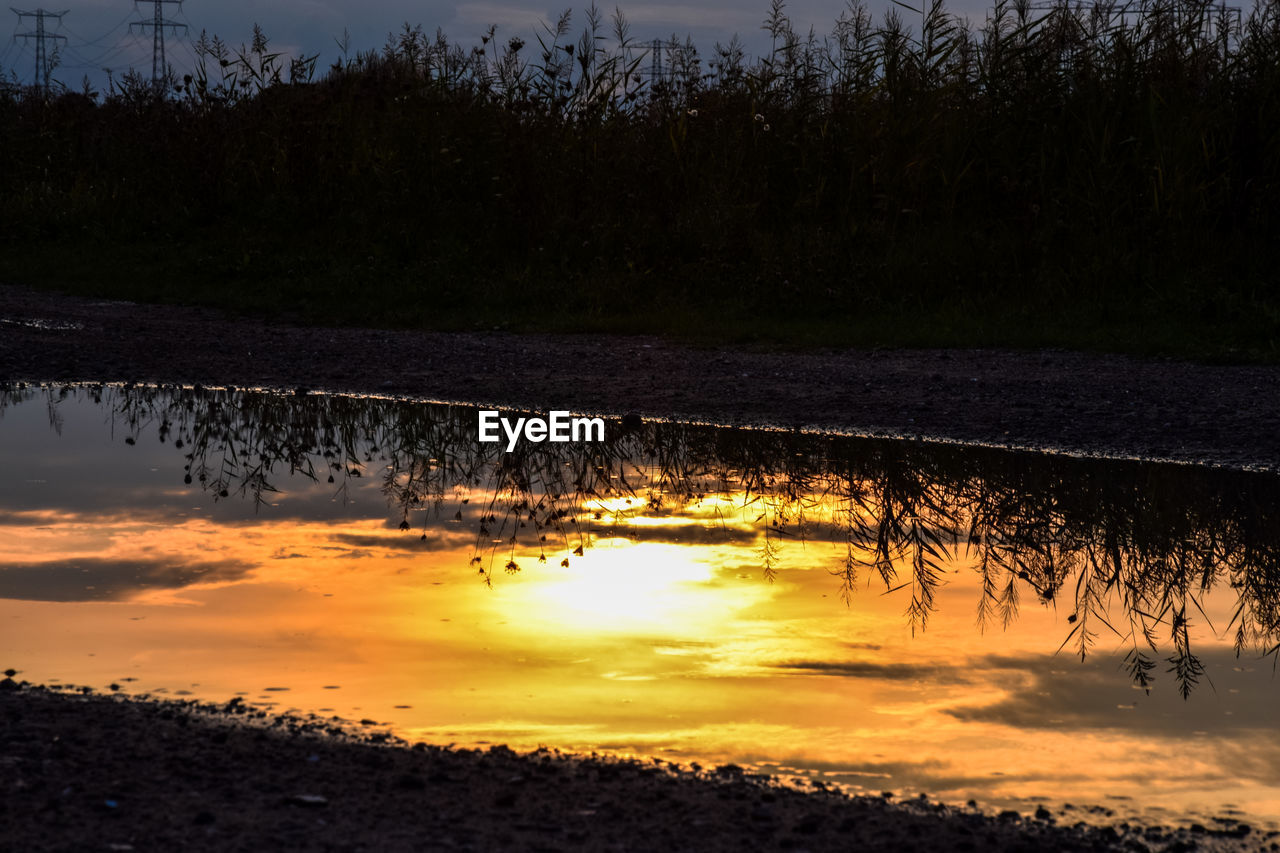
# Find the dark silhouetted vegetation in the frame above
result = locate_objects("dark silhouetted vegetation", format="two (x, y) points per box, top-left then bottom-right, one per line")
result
(2, 0), (1280, 357)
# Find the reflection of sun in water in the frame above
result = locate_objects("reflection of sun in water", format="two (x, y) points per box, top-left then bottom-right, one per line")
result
(505, 542), (765, 634)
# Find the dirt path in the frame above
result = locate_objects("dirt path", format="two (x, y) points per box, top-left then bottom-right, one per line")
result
(2, 284), (1278, 470)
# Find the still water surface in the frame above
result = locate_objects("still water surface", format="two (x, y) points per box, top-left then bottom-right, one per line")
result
(2, 384), (1279, 829)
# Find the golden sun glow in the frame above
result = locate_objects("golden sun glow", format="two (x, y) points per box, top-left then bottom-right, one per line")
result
(492, 541), (766, 634)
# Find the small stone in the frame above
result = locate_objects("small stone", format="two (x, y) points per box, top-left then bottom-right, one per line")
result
(285, 794), (328, 808)
(396, 774), (426, 790)
(795, 814), (822, 834)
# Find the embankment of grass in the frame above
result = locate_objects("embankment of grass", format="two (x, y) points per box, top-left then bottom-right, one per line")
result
(4, 226), (1275, 362)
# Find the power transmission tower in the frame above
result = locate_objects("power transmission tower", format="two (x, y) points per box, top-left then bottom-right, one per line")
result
(10, 7), (67, 92)
(649, 38), (663, 86)
(129, 0), (186, 93)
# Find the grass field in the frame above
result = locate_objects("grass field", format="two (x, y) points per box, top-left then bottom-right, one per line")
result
(2, 0), (1278, 359)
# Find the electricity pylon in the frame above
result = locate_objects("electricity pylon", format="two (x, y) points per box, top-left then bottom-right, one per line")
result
(10, 7), (68, 92)
(649, 38), (663, 85)
(129, 0), (186, 92)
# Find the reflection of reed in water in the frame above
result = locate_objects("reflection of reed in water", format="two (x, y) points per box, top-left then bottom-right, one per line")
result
(7, 382), (1279, 697)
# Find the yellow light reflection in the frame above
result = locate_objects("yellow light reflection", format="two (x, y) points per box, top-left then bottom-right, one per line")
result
(501, 541), (764, 634)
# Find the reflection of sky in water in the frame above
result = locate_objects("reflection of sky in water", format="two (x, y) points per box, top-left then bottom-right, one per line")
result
(1, 387), (1279, 829)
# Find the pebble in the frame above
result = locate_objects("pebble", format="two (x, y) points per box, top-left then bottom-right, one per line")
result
(285, 794), (328, 808)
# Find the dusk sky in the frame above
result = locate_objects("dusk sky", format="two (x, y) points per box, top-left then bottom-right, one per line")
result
(2, 0), (991, 92)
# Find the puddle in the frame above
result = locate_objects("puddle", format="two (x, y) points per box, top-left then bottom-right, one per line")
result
(1, 382), (1279, 830)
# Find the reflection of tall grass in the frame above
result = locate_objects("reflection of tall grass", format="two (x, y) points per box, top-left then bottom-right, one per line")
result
(2, 0), (1279, 350)
(9, 383), (1279, 698)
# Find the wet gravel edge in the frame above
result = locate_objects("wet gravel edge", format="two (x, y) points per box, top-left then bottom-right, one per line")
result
(6, 681), (1251, 852)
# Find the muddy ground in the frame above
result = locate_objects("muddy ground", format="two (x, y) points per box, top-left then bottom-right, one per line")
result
(5, 682), (1268, 852)
(1, 284), (1278, 470)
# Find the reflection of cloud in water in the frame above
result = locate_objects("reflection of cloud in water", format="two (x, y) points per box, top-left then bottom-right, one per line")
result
(753, 754), (1212, 802)
(332, 530), (473, 551)
(770, 659), (972, 683)
(945, 652), (1280, 735)
(0, 557), (256, 602)
(590, 521), (759, 547)
(743, 755), (1014, 793)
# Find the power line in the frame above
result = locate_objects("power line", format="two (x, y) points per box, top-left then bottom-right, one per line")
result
(60, 7), (135, 49)
(97, 35), (142, 70)
(55, 7), (140, 73)
(170, 31), (197, 73)
(59, 34), (139, 73)
(49, 7), (150, 77)
(0, 29), (18, 71)
(172, 5), (200, 65)
(10, 7), (67, 91)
